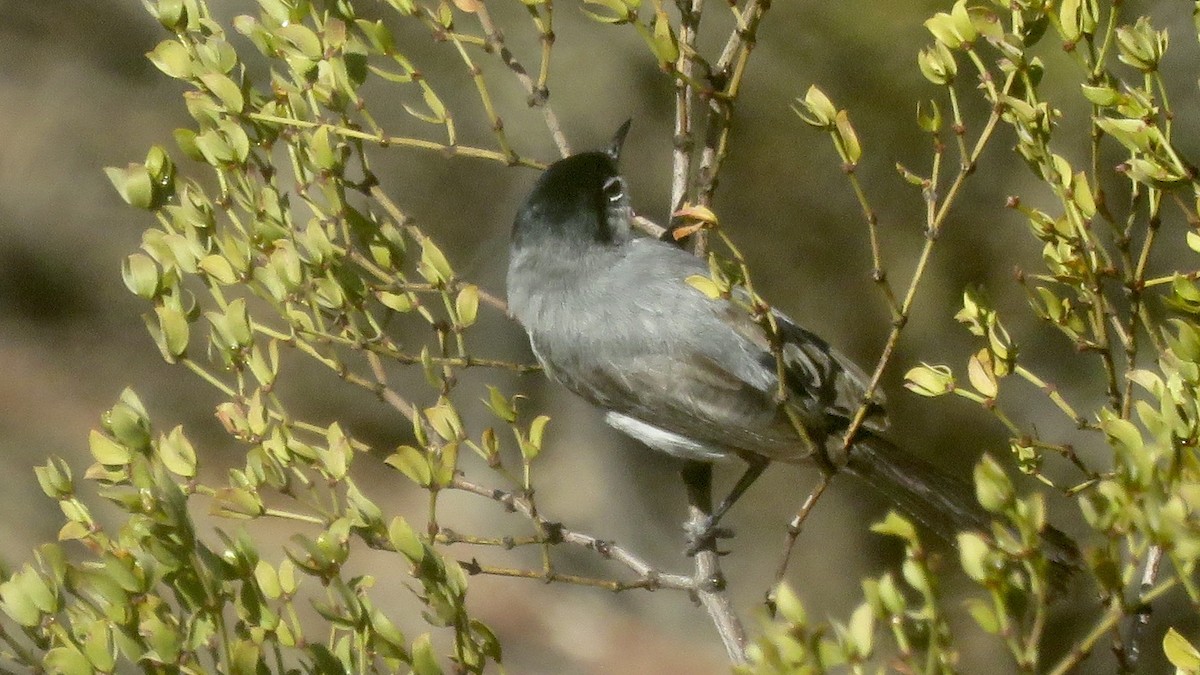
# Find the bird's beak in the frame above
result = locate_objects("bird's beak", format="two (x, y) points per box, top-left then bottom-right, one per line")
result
(607, 119), (632, 161)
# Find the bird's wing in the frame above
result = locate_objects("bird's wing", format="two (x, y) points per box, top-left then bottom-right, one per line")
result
(532, 238), (882, 462)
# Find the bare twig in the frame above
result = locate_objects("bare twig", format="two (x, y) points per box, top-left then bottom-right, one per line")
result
(670, 0), (704, 217)
(715, 0), (769, 75)
(1048, 576), (1178, 675)
(450, 476), (694, 590)
(765, 473), (831, 613)
(248, 113), (544, 168)
(695, 0), (772, 218)
(768, 70), (1019, 586)
(633, 213), (668, 238)
(681, 463), (748, 664)
(474, 3), (571, 158)
(460, 562), (669, 592)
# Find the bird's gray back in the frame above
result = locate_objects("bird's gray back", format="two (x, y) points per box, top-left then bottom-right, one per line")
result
(508, 236), (881, 463)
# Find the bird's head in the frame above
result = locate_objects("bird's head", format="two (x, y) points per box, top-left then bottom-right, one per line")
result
(512, 121), (633, 251)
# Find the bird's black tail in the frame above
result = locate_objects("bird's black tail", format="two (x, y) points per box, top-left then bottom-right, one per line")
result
(843, 434), (1080, 581)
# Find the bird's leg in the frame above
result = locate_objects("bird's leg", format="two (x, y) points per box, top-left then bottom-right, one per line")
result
(682, 457), (770, 556)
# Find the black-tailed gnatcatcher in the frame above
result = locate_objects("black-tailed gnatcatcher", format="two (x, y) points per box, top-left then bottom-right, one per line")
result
(506, 123), (1078, 571)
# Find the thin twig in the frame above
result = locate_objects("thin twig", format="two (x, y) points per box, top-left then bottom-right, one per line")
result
(460, 562), (668, 592)
(449, 476), (694, 590)
(715, 0), (769, 75)
(249, 113), (544, 168)
(681, 463), (748, 664)
(695, 0), (772, 211)
(633, 213), (668, 238)
(1048, 577), (1178, 675)
(366, 350), (419, 418)
(766, 473), (831, 613)
(769, 69), (1018, 586)
(670, 0), (704, 217)
(474, 3), (571, 157)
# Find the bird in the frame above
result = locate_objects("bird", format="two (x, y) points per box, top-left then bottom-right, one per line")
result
(505, 121), (1079, 573)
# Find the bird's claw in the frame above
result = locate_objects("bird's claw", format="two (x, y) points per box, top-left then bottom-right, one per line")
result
(684, 518), (734, 556)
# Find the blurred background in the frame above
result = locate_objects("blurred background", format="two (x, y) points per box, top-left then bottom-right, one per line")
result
(1, 0), (1198, 672)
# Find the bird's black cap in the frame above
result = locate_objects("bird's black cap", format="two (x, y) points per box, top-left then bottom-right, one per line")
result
(512, 123), (632, 249)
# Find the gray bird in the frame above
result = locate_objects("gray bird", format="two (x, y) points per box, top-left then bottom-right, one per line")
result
(507, 123), (1078, 571)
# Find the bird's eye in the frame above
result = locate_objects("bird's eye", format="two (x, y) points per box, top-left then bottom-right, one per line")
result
(602, 176), (625, 203)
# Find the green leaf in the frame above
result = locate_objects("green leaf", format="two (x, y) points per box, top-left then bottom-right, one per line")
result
(917, 42), (957, 85)
(580, 0), (632, 24)
(519, 415), (551, 460)
(1187, 231), (1200, 254)
(276, 24), (323, 60)
(966, 350), (998, 398)
(199, 72), (244, 113)
(650, 10), (679, 64)
(385, 445), (432, 487)
(211, 487), (265, 519)
(424, 403), (462, 442)
(34, 457), (73, 499)
(1096, 116), (1157, 154)
(965, 598), (999, 633)
(146, 40), (193, 79)
(1164, 627), (1200, 670)
(916, 99), (942, 133)
(44, 646), (92, 673)
(685, 274), (722, 300)
(89, 430), (132, 465)
(773, 583), (806, 624)
(418, 239), (453, 285)
(870, 511), (918, 544)
(0, 568), (46, 627)
(974, 455), (1013, 513)
(412, 633), (443, 675)
(122, 253), (161, 299)
(455, 284), (479, 328)
(847, 602), (874, 657)
(198, 254), (237, 284)
(255, 560), (282, 600)
(903, 363), (955, 396)
(794, 85), (837, 128)
(159, 425), (198, 478)
(957, 532), (991, 582)
(309, 125), (338, 170)
(388, 517), (425, 562)
(1081, 83), (1119, 106)
(377, 291), (415, 313)
(106, 164), (155, 209)
(156, 305), (190, 359)
(834, 110), (862, 164)
(484, 386), (517, 423)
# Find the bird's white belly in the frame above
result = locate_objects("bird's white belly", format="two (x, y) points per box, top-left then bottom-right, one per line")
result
(604, 412), (734, 462)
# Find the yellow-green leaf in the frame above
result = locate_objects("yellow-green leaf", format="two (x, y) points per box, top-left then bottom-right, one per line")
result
(146, 40), (193, 79)
(1164, 627), (1200, 670)
(386, 445), (431, 486)
(455, 284), (479, 328)
(685, 274), (722, 300)
(89, 430), (132, 466)
(199, 72), (244, 113)
(159, 425), (198, 478)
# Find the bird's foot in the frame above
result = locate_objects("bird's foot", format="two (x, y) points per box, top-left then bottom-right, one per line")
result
(684, 516), (734, 556)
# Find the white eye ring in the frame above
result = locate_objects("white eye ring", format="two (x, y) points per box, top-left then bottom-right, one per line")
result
(603, 176), (625, 203)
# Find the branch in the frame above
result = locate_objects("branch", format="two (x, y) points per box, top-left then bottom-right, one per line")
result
(669, 0), (704, 217)
(449, 476), (694, 591)
(681, 463), (748, 665)
(474, 3), (571, 158)
(248, 113), (544, 168)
